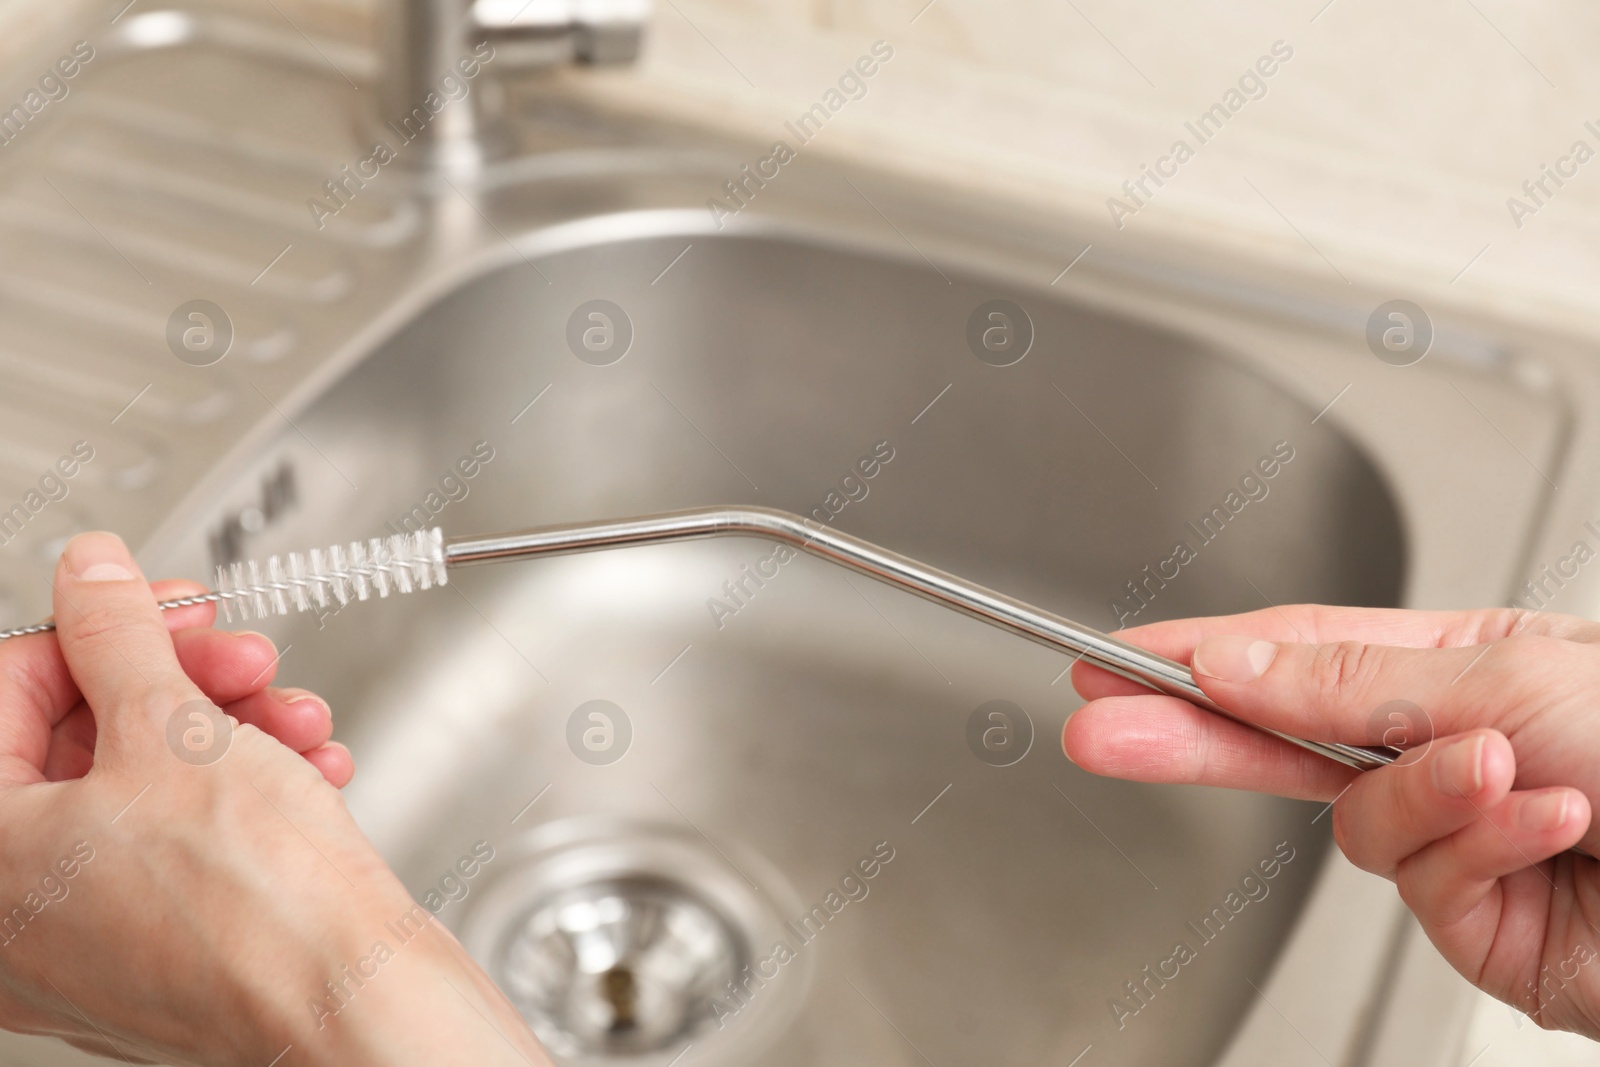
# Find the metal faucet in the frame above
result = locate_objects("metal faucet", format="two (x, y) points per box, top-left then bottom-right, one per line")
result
(376, 0), (651, 174)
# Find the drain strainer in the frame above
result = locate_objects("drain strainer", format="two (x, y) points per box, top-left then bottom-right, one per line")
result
(456, 818), (811, 1064)
(498, 876), (741, 1054)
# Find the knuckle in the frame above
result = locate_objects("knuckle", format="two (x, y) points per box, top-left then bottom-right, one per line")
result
(1491, 633), (1570, 668)
(1170, 717), (1212, 786)
(66, 602), (141, 645)
(1468, 607), (1541, 642)
(1328, 797), (1374, 870)
(233, 721), (266, 746)
(66, 607), (165, 661)
(1393, 861), (1427, 912)
(61, 600), (186, 683)
(1478, 635), (1572, 703)
(1501, 605), (1599, 643)
(65, 592), (143, 633)
(1491, 632), (1552, 660)
(1313, 640), (1380, 703)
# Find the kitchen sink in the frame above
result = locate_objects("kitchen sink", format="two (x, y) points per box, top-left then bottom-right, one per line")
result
(171, 228), (1397, 1067)
(0, 6), (1594, 1065)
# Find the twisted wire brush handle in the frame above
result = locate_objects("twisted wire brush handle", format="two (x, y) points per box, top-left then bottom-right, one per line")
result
(0, 528), (450, 639)
(0, 507), (1397, 772)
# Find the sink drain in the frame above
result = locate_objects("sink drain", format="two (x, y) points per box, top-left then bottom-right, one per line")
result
(497, 876), (741, 1054)
(456, 818), (810, 1064)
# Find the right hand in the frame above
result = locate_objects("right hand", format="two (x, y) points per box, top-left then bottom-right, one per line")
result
(0, 532), (553, 1066)
(1066, 604), (1600, 1038)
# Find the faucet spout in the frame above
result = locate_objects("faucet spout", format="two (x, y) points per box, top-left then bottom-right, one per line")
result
(376, 0), (485, 176)
(375, 0), (652, 175)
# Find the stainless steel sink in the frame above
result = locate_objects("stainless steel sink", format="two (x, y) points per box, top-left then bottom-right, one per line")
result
(183, 229), (1395, 1067)
(1, 6), (1595, 1065)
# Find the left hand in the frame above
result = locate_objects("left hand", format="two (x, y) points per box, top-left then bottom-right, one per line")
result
(0, 532), (541, 1065)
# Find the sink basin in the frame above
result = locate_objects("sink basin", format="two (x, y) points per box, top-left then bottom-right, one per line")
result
(179, 226), (1408, 1065)
(0, 8), (1586, 1065)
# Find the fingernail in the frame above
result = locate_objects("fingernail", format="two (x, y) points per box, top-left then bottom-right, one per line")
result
(1192, 636), (1278, 683)
(1517, 791), (1569, 832)
(235, 631), (278, 653)
(1429, 734), (1484, 797)
(63, 532), (137, 582)
(280, 690), (328, 712)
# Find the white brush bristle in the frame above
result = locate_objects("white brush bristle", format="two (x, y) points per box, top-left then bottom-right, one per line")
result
(215, 528), (447, 624)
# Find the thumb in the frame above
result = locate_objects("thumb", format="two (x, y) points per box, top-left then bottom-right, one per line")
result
(1188, 634), (1501, 748)
(52, 532), (205, 757)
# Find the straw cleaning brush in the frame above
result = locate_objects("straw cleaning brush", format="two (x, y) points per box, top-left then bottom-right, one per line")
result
(0, 506), (1399, 773)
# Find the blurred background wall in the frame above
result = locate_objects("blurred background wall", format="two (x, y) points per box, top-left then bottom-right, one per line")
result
(6, 0), (1590, 338)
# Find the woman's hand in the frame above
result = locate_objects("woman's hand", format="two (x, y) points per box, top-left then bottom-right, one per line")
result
(0, 533), (553, 1066)
(1066, 605), (1600, 1038)
(26, 577), (352, 787)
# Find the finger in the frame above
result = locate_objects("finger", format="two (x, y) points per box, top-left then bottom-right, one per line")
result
(1111, 605), (1594, 665)
(301, 742), (354, 788)
(41, 632), (281, 777)
(46, 689), (334, 782)
(148, 579), (216, 631)
(51, 533), (201, 747)
(43, 704), (96, 782)
(1069, 605), (1544, 705)
(222, 688), (333, 755)
(171, 629), (281, 703)
(0, 629), (80, 786)
(1070, 659), (1169, 702)
(0, 582), (220, 781)
(1182, 631), (1554, 745)
(1396, 787), (1591, 966)
(1331, 729), (1516, 877)
(1063, 695), (1356, 801)
(46, 677), (314, 782)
